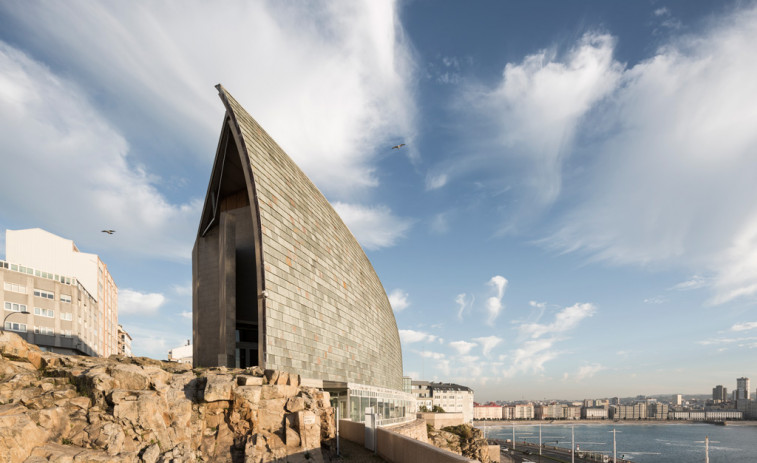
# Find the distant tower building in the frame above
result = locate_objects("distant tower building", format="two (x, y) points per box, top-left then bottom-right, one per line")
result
(672, 394), (683, 406)
(736, 377), (751, 400)
(712, 385), (727, 402)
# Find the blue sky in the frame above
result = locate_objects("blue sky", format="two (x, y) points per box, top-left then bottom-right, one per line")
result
(1, 0), (756, 401)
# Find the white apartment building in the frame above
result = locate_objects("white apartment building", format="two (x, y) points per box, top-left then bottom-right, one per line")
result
(582, 407), (608, 419)
(474, 403), (503, 420)
(3, 229), (119, 357)
(513, 403), (534, 419)
(168, 341), (193, 364)
(117, 324), (132, 357)
(419, 382), (474, 423)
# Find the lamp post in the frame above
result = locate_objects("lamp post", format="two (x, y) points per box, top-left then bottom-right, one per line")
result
(2, 310), (30, 332)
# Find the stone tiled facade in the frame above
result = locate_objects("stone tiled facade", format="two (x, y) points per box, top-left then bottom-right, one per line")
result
(193, 85), (403, 391)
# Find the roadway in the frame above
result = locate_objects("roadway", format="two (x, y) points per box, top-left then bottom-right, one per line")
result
(497, 441), (633, 463)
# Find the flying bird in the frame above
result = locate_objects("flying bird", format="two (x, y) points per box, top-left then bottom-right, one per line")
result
(101, 230), (116, 235)
(391, 143), (406, 150)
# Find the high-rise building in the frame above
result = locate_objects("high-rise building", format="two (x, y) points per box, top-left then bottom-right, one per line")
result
(672, 394), (683, 406)
(736, 377), (751, 400)
(712, 385), (727, 402)
(5, 228), (119, 357)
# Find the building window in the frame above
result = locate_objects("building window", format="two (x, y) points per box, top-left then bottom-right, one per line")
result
(5, 322), (27, 332)
(60, 294), (72, 303)
(62, 330), (72, 337)
(34, 307), (55, 318)
(34, 326), (54, 335)
(4, 302), (27, 312)
(3, 282), (26, 293)
(33, 289), (55, 300)
(60, 312), (73, 321)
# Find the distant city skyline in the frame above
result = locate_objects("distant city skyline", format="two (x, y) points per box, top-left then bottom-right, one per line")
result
(1, 1), (757, 400)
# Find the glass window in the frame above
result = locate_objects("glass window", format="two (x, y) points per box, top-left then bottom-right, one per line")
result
(5, 322), (27, 332)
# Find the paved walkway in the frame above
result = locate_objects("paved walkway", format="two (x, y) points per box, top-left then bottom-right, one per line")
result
(331, 438), (387, 463)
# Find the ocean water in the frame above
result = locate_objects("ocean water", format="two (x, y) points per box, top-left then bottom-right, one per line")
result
(479, 423), (756, 462)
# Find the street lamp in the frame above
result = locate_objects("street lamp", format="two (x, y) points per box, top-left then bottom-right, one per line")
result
(2, 310), (30, 332)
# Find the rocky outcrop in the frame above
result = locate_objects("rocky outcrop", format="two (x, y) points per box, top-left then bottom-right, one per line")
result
(427, 424), (491, 463)
(0, 332), (336, 463)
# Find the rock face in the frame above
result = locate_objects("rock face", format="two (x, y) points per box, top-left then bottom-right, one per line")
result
(0, 332), (336, 463)
(427, 424), (491, 463)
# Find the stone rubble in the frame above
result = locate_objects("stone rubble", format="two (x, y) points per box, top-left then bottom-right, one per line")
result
(0, 332), (337, 463)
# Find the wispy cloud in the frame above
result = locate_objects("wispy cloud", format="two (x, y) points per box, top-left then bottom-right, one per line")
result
(425, 173), (448, 191)
(399, 329), (438, 344)
(486, 275), (508, 325)
(449, 340), (477, 355)
(118, 289), (166, 315)
(669, 275), (709, 291)
(731, 322), (757, 332)
(0, 42), (201, 260)
(468, 33), (622, 206)
(519, 303), (596, 339)
(540, 8), (757, 305)
(565, 363), (604, 381)
(0, 1), (417, 198)
(388, 289), (410, 312)
(180, 311), (192, 320)
(473, 336), (503, 357)
(418, 350), (445, 360)
(333, 202), (412, 250)
(456, 293), (474, 319)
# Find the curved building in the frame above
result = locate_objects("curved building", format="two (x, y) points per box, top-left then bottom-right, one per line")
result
(193, 85), (404, 401)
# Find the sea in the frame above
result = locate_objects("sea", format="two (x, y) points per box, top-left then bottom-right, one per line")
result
(478, 423), (756, 462)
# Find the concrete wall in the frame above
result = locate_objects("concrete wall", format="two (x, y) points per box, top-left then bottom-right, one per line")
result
(418, 412), (465, 429)
(385, 418), (428, 443)
(376, 427), (478, 463)
(216, 86), (404, 390)
(338, 420), (365, 446)
(488, 444), (500, 463)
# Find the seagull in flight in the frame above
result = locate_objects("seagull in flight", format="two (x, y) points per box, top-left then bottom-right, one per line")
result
(101, 230), (116, 235)
(391, 143), (406, 150)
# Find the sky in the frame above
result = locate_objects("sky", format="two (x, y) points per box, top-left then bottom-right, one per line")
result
(1, 0), (756, 402)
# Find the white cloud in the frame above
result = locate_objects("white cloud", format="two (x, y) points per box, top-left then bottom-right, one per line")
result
(473, 336), (503, 357)
(118, 289), (166, 315)
(180, 311), (192, 320)
(455, 293), (474, 319)
(486, 275), (508, 325)
(449, 340), (477, 355)
(418, 350), (445, 360)
(0, 1), (417, 198)
(529, 301), (546, 309)
(333, 202), (412, 250)
(520, 303), (596, 339)
(388, 289), (410, 312)
(173, 284), (192, 297)
(732, 322), (757, 332)
(503, 338), (558, 377)
(399, 329), (438, 344)
(430, 212), (451, 234)
(669, 275), (709, 291)
(571, 363), (604, 381)
(0, 42), (201, 260)
(543, 7), (757, 305)
(470, 33), (622, 205)
(643, 296), (666, 304)
(425, 173), (448, 190)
